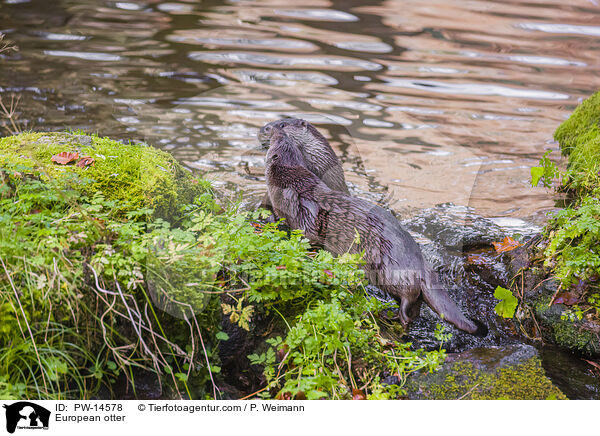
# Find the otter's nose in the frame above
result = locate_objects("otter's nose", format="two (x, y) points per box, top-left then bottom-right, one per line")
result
(258, 124), (273, 148)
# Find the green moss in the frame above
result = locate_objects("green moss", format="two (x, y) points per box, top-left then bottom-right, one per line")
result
(412, 358), (566, 400)
(552, 320), (599, 356)
(555, 91), (600, 157)
(552, 92), (600, 194)
(0, 132), (208, 220)
(567, 126), (600, 174)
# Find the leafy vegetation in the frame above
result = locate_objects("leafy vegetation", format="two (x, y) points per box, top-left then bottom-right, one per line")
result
(247, 290), (447, 400)
(0, 132), (445, 400)
(531, 91), (600, 324)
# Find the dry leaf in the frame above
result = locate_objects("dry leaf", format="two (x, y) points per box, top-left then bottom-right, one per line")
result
(277, 391), (306, 400)
(276, 265), (286, 270)
(352, 389), (366, 400)
(76, 156), (95, 168)
(492, 236), (522, 253)
(553, 292), (581, 306)
(324, 269), (334, 278)
(51, 151), (79, 165)
(294, 391), (307, 400)
(276, 391), (292, 400)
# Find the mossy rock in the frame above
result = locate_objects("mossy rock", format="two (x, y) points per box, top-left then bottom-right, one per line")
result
(534, 303), (600, 357)
(405, 344), (566, 400)
(555, 91), (600, 157)
(553, 92), (600, 193)
(0, 132), (209, 220)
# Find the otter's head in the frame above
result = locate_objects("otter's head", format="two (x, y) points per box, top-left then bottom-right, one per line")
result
(258, 119), (284, 149)
(258, 118), (325, 153)
(265, 125), (307, 169)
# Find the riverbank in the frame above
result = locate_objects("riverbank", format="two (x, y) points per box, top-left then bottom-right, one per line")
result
(507, 92), (600, 357)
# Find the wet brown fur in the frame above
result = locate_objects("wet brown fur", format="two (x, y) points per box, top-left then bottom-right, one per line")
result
(265, 127), (487, 336)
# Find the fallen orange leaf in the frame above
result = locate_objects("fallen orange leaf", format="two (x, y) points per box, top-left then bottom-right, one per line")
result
(492, 236), (522, 253)
(276, 391), (292, 400)
(51, 151), (79, 165)
(76, 156), (95, 168)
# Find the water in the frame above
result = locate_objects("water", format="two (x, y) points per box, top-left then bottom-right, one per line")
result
(1, 0), (599, 224)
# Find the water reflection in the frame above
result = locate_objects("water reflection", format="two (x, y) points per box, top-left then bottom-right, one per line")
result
(1, 0), (600, 224)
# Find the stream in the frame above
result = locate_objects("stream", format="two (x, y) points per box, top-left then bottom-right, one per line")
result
(1, 0), (599, 398)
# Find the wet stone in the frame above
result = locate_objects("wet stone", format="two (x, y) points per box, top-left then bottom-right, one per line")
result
(404, 203), (507, 252)
(405, 344), (567, 400)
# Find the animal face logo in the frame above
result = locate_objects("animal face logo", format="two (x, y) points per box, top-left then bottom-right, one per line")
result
(2, 402), (50, 434)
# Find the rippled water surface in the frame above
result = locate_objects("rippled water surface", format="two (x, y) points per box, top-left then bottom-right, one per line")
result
(2, 0), (600, 222)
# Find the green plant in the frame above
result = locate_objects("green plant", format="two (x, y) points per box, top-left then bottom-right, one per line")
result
(247, 287), (446, 400)
(494, 286), (518, 318)
(530, 151), (561, 189)
(434, 323), (453, 350)
(545, 197), (600, 288)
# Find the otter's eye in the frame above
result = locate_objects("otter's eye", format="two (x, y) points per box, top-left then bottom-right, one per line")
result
(300, 120), (307, 128)
(264, 125), (272, 132)
(277, 122), (286, 129)
(270, 153), (279, 160)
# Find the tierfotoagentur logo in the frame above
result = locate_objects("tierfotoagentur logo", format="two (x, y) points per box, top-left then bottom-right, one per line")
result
(2, 402), (50, 434)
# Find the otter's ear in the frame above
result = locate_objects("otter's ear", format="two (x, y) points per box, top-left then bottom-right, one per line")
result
(300, 120), (308, 130)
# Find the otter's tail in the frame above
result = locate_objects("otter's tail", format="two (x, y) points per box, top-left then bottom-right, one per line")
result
(421, 278), (488, 337)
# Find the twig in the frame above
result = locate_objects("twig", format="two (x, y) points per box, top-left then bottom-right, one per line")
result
(88, 273), (185, 354)
(113, 277), (156, 363)
(0, 94), (22, 135)
(0, 33), (16, 55)
(189, 304), (219, 399)
(238, 371), (290, 400)
(549, 283), (563, 306)
(457, 383), (480, 400)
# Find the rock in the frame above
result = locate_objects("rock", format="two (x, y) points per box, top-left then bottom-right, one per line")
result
(0, 132), (207, 221)
(404, 203), (506, 252)
(534, 302), (600, 357)
(405, 344), (567, 399)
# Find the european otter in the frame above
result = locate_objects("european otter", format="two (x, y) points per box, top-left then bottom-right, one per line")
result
(259, 118), (349, 194)
(265, 127), (487, 336)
